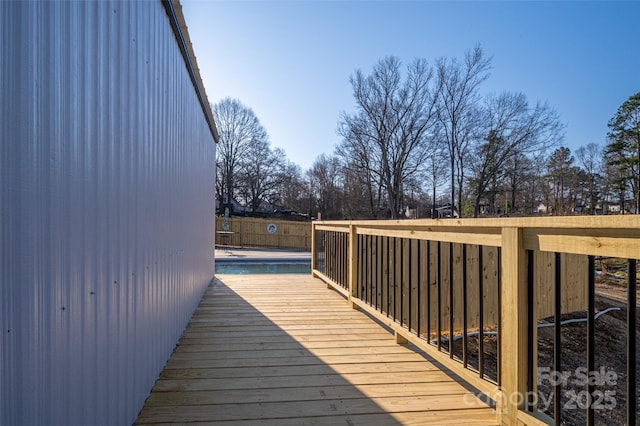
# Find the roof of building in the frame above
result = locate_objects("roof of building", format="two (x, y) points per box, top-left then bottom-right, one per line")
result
(163, 0), (219, 143)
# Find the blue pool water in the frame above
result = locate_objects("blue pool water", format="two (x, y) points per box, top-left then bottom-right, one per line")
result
(215, 261), (311, 274)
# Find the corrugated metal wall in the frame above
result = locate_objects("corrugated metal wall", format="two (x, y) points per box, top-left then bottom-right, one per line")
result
(0, 1), (216, 424)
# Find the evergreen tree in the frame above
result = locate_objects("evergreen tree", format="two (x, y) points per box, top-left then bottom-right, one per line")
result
(606, 92), (640, 213)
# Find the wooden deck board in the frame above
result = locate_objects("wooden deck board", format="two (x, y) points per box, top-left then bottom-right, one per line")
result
(135, 274), (498, 425)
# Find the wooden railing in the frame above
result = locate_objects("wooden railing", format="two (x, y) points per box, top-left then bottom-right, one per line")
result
(311, 217), (640, 426)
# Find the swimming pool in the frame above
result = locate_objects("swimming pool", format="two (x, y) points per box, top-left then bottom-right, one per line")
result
(215, 261), (311, 274)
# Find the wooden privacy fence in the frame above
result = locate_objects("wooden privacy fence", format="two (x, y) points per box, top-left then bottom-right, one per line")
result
(215, 216), (311, 250)
(311, 216), (640, 426)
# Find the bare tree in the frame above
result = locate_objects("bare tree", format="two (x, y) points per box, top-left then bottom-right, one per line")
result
(213, 98), (267, 214)
(547, 147), (574, 214)
(510, 154), (546, 215)
(337, 114), (385, 218)
(339, 161), (377, 219)
(436, 46), (491, 217)
(425, 138), (448, 217)
(575, 142), (604, 214)
(274, 162), (309, 217)
(505, 152), (547, 215)
(237, 140), (286, 214)
(308, 154), (344, 219)
(468, 92), (563, 217)
(601, 156), (628, 213)
(338, 56), (438, 219)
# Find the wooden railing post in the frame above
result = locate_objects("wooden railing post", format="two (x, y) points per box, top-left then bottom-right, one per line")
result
(348, 224), (358, 309)
(500, 227), (529, 425)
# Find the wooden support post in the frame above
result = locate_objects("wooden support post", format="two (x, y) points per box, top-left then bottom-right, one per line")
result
(348, 224), (358, 309)
(500, 227), (529, 425)
(395, 331), (409, 345)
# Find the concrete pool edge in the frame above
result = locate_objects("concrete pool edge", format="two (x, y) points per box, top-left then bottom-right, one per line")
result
(215, 248), (311, 264)
(216, 258), (310, 263)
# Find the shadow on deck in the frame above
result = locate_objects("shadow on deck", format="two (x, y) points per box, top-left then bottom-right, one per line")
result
(135, 274), (499, 425)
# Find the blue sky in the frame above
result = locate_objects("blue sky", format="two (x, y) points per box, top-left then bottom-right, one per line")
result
(181, 0), (639, 171)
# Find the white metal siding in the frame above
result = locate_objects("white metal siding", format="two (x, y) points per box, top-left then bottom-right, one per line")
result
(0, 1), (215, 424)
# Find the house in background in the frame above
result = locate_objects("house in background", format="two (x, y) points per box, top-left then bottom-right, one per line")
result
(0, 1), (218, 424)
(534, 202), (549, 214)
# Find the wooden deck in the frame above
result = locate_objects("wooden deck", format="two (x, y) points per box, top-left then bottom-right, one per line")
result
(135, 274), (499, 425)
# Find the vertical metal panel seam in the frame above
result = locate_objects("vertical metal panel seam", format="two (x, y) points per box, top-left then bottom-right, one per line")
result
(1, 1), (215, 424)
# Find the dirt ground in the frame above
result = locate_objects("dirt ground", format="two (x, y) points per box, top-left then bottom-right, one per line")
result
(535, 291), (638, 425)
(447, 261), (639, 425)
(530, 261), (638, 426)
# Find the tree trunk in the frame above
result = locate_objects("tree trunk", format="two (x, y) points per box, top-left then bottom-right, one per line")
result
(450, 155), (455, 218)
(457, 178), (463, 218)
(432, 176), (437, 219)
(636, 143), (640, 213)
(473, 193), (481, 218)
(226, 173), (234, 214)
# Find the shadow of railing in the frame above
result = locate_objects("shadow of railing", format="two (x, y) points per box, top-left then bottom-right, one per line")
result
(135, 276), (497, 424)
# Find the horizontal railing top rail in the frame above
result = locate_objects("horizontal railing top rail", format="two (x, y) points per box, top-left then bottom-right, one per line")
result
(314, 216), (640, 257)
(314, 215), (640, 228)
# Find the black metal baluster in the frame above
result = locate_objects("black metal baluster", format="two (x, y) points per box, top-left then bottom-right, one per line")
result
(462, 244), (468, 368)
(426, 241), (432, 344)
(368, 235), (372, 301)
(338, 232), (342, 284)
(554, 252), (562, 426)
(336, 232), (339, 284)
(399, 237), (403, 324)
(332, 232), (336, 281)
(392, 237), (396, 319)
(357, 235), (361, 299)
(364, 235), (369, 302)
(327, 232), (331, 279)
(449, 242), (454, 357)
(376, 236), (381, 310)
(346, 232), (350, 288)
(627, 259), (637, 426)
(393, 238), (404, 324)
(479, 245), (484, 378)
(393, 237), (398, 321)
(386, 236), (391, 318)
(330, 232), (335, 281)
(389, 237), (393, 319)
(361, 235), (366, 301)
(366, 235), (371, 302)
(333, 232), (336, 281)
(408, 239), (412, 332)
(376, 236), (380, 307)
(380, 237), (388, 314)
(437, 241), (442, 351)
(343, 232), (347, 287)
(527, 249), (535, 412)
(322, 231), (326, 276)
(341, 232), (345, 285)
(341, 232), (344, 284)
(417, 240), (422, 338)
(497, 246), (502, 385)
(587, 255), (595, 426)
(371, 236), (375, 307)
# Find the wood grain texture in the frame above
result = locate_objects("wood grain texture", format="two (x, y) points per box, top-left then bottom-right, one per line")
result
(135, 274), (498, 425)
